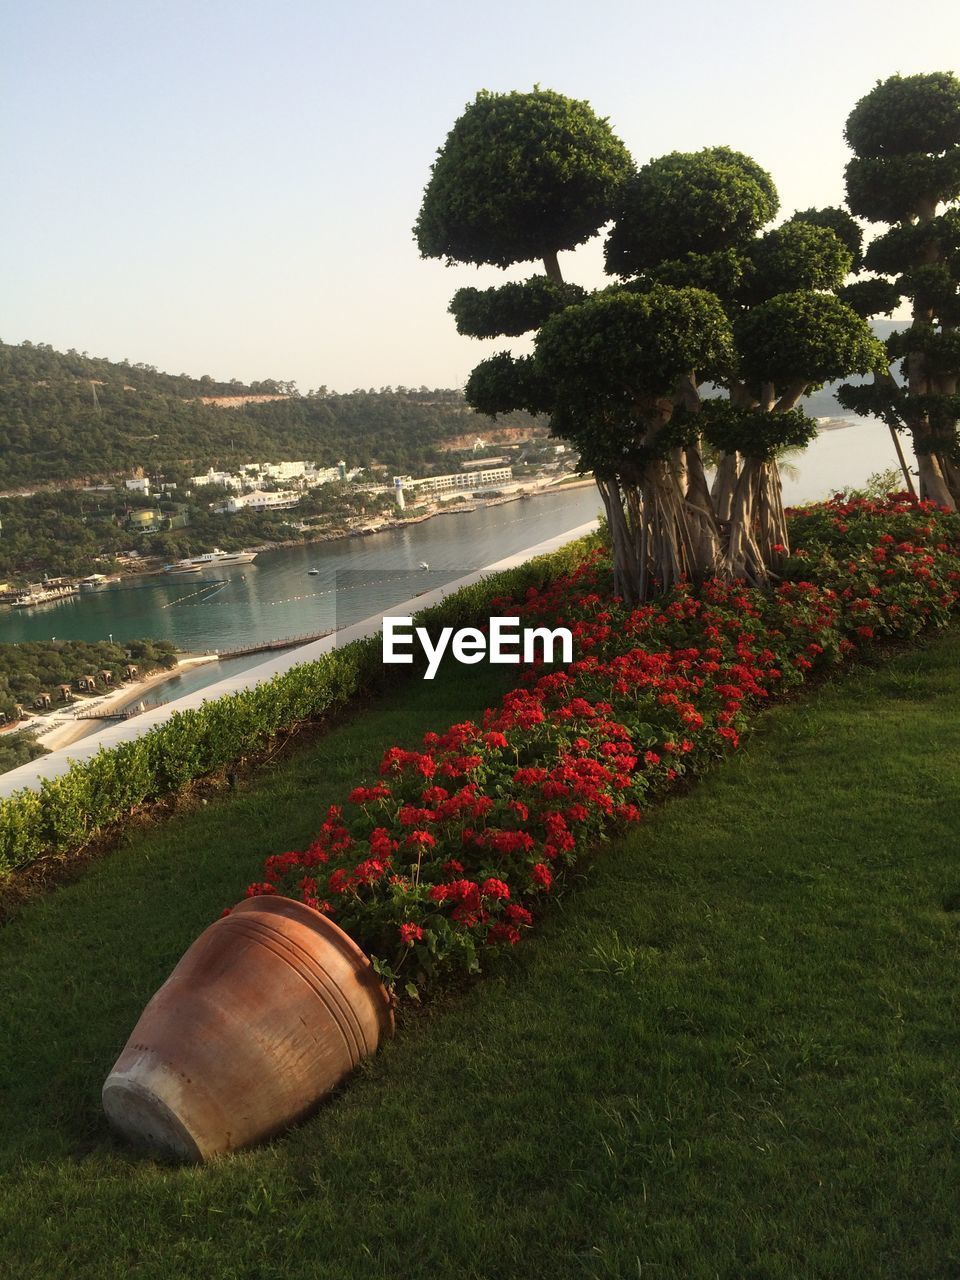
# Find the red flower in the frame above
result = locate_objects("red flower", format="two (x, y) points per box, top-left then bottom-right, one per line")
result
(481, 878), (511, 900)
(505, 903), (533, 926)
(530, 863), (552, 890)
(399, 923), (424, 946)
(487, 923), (522, 946)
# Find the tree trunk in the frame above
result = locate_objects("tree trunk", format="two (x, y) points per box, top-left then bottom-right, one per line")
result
(597, 452), (721, 606)
(915, 443), (956, 508)
(684, 442), (722, 575)
(887, 424), (917, 497)
(711, 451), (740, 522)
(542, 250), (563, 285)
(722, 457), (789, 585)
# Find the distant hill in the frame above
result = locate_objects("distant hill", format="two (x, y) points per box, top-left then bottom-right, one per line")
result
(0, 320), (904, 489)
(0, 342), (535, 489)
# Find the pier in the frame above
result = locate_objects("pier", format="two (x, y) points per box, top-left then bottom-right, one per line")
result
(213, 631), (332, 660)
(74, 700), (168, 722)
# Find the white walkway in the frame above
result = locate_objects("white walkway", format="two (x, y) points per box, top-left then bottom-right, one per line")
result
(0, 519), (599, 798)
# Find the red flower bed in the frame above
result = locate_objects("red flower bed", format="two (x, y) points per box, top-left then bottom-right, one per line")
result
(241, 496), (960, 997)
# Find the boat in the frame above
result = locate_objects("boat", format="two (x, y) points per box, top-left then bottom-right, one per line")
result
(164, 548), (257, 573)
(307, 568), (320, 575)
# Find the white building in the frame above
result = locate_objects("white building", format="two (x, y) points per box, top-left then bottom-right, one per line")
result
(392, 467), (513, 501)
(261, 461), (309, 482)
(190, 467), (244, 491)
(125, 477), (150, 494)
(222, 489), (300, 514)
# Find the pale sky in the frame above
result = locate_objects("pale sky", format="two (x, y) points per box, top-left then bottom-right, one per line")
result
(2, 1), (957, 392)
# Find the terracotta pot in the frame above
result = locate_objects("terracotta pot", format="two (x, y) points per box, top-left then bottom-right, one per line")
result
(102, 896), (393, 1161)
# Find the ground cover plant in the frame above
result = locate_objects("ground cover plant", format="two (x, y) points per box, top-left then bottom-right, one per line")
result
(0, 605), (957, 1278)
(245, 495), (960, 1000)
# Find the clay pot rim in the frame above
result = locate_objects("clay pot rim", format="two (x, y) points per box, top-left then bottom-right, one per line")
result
(231, 894), (395, 1036)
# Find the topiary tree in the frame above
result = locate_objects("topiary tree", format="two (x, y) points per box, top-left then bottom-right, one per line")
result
(838, 72), (960, 508)
(601, 147), (880, 586)
(718, 292), (884, 579)
(414, 87), (633, 283)
(534, 286), (734, 600)
(416, 96), (881, 600)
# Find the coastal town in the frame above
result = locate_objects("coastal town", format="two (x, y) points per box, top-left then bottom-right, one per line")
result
(0, 434), (581, 601)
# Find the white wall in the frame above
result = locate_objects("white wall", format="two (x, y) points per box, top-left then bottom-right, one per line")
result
(0, 520), (599, 798)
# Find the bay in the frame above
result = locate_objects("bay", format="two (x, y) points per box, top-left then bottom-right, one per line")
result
(0, 418), (903, 678)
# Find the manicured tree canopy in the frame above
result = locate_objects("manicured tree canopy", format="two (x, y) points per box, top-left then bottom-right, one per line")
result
(786, 207), (864, 268)
(839, 71), (960, 507)
(449, 277), (587, 338)
(699, 403), (818, 462)
(735, 292), (885, 398)
(845, 74), (960, 221)
(414, 88), (633, 274)
(464, 353), (553, 418)
(640, 248), (748, 305)
(604, 147), (779, 277)
(845, 153), (960, 225)
(838, 278), (902, 319)
(862, 211), (960, 278)
(845, 72), (960, 157)
(535, 286), (733, 419)
(742, 222), (853, 304)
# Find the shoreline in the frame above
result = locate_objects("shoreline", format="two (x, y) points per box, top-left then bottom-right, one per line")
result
(124, 477), (600, 571)
(24, 655), (220, 751)
(1, 478), (601, 594)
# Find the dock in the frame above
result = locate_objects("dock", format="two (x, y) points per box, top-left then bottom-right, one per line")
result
(74, 700), (168, 722)
(214, 632), (332, 659)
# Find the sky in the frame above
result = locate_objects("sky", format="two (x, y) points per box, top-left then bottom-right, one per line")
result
(2, 0), (958, 393)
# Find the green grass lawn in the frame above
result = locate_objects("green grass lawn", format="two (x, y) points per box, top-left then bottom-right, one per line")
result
(0, 634), (958, 1279)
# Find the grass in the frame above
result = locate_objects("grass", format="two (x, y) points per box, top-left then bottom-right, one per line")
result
(0, 633), (959, 1278)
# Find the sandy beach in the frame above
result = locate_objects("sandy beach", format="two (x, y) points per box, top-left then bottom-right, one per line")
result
(24, 655), (220, 751)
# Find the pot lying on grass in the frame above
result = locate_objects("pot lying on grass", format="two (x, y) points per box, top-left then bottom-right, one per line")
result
(102, 896), (393, 1161)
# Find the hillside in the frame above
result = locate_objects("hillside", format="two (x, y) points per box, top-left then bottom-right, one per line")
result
(0, 342), (534, 489)
(0, 325), (902, 490)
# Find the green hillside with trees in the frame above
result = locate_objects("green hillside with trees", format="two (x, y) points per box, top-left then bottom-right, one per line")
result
(0, 341), (530, 489)
(0, 637), (177, 721)
(0, 481), (400, 583)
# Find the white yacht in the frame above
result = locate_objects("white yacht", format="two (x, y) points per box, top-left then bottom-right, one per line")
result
(164, 548), (257, 573)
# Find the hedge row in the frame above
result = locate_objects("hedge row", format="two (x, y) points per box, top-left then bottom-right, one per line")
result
(0, 535), (597, 878)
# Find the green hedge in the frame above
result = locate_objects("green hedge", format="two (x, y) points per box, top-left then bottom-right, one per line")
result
(0, 534), (598, 877)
